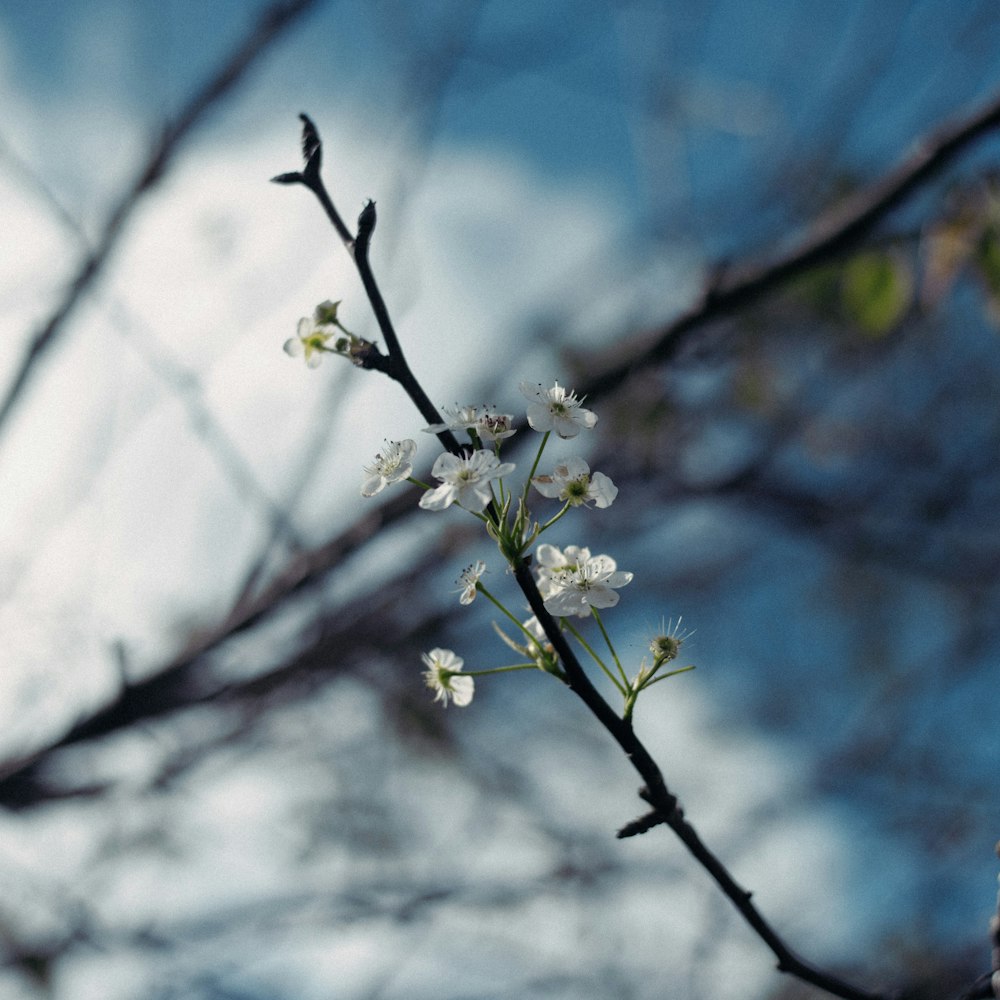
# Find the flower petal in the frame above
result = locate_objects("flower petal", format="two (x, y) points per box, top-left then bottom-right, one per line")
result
(589, 471), (618, 508)
(543, 590), (590, 617)
(449, 674), (475, 707)
(586, 589), (621, 610)
(418, 484), (457, 511)
(360, 474), (386, 497)
(531, 475), (562, 499)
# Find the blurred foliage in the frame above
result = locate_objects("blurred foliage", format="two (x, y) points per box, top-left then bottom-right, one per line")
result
(841, 250), (913, 337)
(788, 176), (1000, 339)
(923, 175), (1000, 325)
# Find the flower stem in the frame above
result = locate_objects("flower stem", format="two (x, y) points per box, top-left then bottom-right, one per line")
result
(477, 583), (522, 630)
(521, 431), (550, 508)
(537, 502), (571, 536)
(642, 664), (696, 689)
(463, 663), (538, 677)
(565, 619), (625, 695)
(592, 608), (629, 689)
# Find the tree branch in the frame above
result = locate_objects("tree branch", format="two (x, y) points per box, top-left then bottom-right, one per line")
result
(277, 117), (892, 1000)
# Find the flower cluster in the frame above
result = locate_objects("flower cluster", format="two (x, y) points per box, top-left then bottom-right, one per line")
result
(424, 405), (516, 443)
(355, 376), (686, 710)
(285, 303), (694, 715)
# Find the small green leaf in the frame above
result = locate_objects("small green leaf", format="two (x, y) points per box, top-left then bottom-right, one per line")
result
(841, 251), (913, 337)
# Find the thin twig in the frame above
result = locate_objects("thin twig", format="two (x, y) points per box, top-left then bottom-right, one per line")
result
(272, 117), (461, 451)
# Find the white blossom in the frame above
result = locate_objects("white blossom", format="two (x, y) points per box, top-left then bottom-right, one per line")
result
(531, 457), (617, 508)
(424, 406), (516, 444)
(418, 450), (515, 513)
(283, 316), (339, 368)
(476, 411), (516, 442)
(455, 560), (486, 605)
(422, 648), (474, 707)
(519, 381), (597, 438)
(360, 439), (417, 497)
(535, 542), (633, 618)
(285, 301), (363, 367)
(534, 543), (592, 599)
(423, 405), (481, 435)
